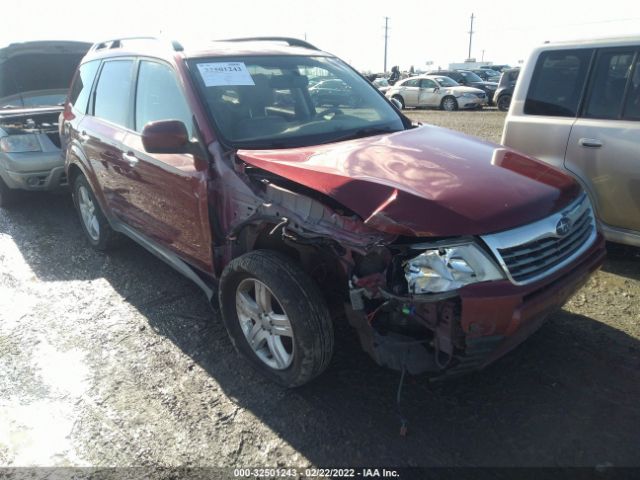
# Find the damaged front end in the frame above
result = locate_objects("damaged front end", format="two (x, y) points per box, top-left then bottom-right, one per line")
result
(0, 110), (67, 190)
(346, 238), (507, 377)
(210, 145), (517, 379)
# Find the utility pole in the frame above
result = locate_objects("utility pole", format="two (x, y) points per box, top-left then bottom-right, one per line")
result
(468, 13), (475, 60)
(383, 17), (390, 73)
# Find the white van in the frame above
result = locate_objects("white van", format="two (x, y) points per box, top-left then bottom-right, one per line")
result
(502, 36), (640, 247)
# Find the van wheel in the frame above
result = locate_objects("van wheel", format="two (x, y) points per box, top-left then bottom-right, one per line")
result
(219, 250), (334, 387)
(72, 175), (119, 251)
(497, 94), (512, 112)
(441, 96), (458, 111)
(392, 95), (405, 109)
(0, 177), (17, 208)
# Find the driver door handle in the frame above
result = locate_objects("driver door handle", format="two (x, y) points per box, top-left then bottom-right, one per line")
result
(579, 138), (603, 148)
(122, 152), (138, 166)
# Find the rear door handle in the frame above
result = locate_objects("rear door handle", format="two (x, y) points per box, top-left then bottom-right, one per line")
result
(122, 152), (138, 167)
(579, 138), (603, 148)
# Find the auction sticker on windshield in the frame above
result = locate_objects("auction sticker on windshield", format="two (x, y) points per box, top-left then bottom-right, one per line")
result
(197, 62), (255, 87)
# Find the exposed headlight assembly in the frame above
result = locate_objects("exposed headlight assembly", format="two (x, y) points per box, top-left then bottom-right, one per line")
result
(404, 242), (504, 294)
(0, 134), (42, 153)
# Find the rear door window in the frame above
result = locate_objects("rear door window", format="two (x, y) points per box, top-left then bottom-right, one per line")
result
(524, 49), (593, 117)
(584, 49), (636, 119)
(93, 60), (135, 127)
(68, 60), (100, 114)
(623, 56), (640, 120)
(134, 60), (192, 134)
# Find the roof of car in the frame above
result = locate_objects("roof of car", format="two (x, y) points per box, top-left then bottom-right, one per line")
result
(82, 37), (331, 64)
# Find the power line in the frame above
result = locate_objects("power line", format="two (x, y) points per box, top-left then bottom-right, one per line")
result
(383, 17), (390, 73)
(468, 13), (475, 60)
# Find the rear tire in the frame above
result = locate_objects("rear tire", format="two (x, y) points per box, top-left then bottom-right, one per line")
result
(72, 174), (120, 251)
(441, 96), (458, 111)
(219, 250), (334, 387)
(497, 94), (512, 112)
(0, 177), (17, 208)
(392, 95), (405, 109)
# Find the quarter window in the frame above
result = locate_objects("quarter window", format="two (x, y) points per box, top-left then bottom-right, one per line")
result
(69, 60), (100, 114)
(584, 50), (635, 119)
(93, 60), (134, 127)
(403, 79), (420, 87)
(525, 49), (593, 117)
(135, 61), (192, 134)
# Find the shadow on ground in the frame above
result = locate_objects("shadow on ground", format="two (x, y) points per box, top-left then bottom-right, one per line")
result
(3, 193), (640, 467)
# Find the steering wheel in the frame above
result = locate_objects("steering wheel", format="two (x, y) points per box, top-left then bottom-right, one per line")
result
(317, 107), (344, 120)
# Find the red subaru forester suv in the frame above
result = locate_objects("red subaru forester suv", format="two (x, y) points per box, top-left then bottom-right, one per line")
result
(61, 37), (605, 386)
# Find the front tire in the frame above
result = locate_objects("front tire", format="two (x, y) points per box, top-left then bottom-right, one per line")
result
(219, 250), (334, 387)
(391, 95), (405, 109)
(497, 94), (512, 112)
(441, 96), (458, 111)
(72, 174), (119, 251)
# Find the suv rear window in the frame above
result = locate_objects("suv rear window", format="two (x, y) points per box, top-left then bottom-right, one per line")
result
(93, 60), (134, 127)
(525, 49), (593, 117)
(623, 60), (640, 120)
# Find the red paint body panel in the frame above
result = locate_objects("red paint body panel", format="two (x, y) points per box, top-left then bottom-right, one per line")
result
(458, 234), (606, 365)
(238, 125), (581, 236)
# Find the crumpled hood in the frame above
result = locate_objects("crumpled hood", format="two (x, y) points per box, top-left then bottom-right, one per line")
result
(237, 125), (581, 237)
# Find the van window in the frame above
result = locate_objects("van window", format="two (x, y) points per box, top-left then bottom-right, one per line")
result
(585, 50), (635, 119)
(69, 60), (100, 114)
(524, 49), (593, 117)
(623, 59), (640, 120)
(135, 61), (192, 134)
(93, 60), (134, 127)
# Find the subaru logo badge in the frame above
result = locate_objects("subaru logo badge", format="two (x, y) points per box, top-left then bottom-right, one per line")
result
(556, 216), (572, 236)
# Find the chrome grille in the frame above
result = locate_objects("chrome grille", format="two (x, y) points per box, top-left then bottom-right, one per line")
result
(481, 193), (597, 285)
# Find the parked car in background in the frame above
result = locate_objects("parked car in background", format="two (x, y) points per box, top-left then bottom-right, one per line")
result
(372, 77), (391, 94)
(62, 36), (604, 387)
(309, 78), (361, 106)
(386, 75), (487, 110)
(502, 36), (640, 247)
(495, 68), (520, 111)
(0, 40), (90, 206)
(472, 69), (501, 82)
(427, 70), (497, 104)
(480, 64), (511, 73)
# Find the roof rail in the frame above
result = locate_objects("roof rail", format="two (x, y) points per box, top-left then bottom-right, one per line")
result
(219, 37), (319, 51)
(91, 37), (184, 52)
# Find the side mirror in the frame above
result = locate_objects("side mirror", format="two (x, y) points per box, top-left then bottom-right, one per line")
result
(434, 87), (440, 92)
(142, 120), (190, 154)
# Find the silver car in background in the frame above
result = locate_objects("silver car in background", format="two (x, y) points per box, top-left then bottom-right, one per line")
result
(386, 75), (487, 111)
(502, 36), (640, 247)
(0, 41), (90, 207)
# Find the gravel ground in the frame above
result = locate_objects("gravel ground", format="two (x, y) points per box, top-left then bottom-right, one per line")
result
(1, 108), (639, 472)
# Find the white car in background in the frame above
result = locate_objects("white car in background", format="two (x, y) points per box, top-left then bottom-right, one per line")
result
(386, 75), (487, 111)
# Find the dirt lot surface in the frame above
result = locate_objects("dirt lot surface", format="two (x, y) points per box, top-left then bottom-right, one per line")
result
(1, 108), (639, 472)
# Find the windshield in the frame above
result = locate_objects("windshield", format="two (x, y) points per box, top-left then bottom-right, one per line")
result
(433, 76), (459, 87)
(460, 71), (483, 83)
(0, 53), (85, 108)
(188, 55), (404, 149)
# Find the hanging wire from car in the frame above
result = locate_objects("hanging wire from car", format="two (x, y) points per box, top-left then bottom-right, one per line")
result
(397, 358), (408, 437)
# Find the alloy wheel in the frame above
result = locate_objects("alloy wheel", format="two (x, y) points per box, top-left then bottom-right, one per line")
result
(77, 185), (100, 241)
(235, 278), (294, 370)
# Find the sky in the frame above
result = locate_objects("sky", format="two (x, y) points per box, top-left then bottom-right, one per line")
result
(1, 0), (639, 72)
